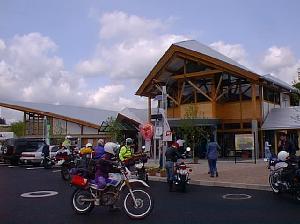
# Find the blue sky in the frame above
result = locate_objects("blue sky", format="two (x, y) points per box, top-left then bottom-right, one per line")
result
(0, 0), (300, 115)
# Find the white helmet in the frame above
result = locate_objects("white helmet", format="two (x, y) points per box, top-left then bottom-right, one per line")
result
(97, 139), (104, 146)
(65, 135), (72, 139)
(86, 143), (93, 148)
(125, 138), (133, 146)
(104, 142), (120, 156)
(278, 151), (289, 161)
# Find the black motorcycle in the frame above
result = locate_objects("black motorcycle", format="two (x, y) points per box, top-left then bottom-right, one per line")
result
(124, 153), (149, 182)
(173, 161), (192, 192)
(268, 156), (300, 201)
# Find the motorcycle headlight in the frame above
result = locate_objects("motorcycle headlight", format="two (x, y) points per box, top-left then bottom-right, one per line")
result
(135, 162), (143, 169)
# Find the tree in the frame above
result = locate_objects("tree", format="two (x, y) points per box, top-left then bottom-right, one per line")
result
(105, 116), (124, 143)
(178, 105), (209, 161)
(10, 121), (25, 137)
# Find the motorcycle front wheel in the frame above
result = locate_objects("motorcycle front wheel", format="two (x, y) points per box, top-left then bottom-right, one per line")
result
(71, 189), (95, 214)
(123, 188), (153, 219)
(61, 165), (71, 181)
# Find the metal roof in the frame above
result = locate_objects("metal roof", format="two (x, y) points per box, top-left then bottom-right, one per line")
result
(174, 40), (253, 73)
(119, 108), (148, 125)
(0, 99), (117, 126)
(262, 107), (300, 130)
(262, 74), (299, 93)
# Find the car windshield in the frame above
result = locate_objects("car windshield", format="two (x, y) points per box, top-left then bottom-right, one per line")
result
(24, 141), (46, 152)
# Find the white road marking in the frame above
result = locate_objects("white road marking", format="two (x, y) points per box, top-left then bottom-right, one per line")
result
(8, 166), (17, 168)
(222, 194), (252, 200)
(52, 170), (61, 173)
(21, 191), (58, 198)
(26, 167), (44, 170)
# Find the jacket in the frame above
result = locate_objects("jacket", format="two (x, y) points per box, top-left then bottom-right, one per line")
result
(206, 142), (220, 160)
(165, 147), (182, 162)
(94, 145), (105, 159)
(119, 145), (133, 161)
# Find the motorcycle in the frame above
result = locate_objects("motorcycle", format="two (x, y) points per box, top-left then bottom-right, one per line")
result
(173, 147), (192, 192)
(173, 161), (192, 192)
(124, 152), (149, 182)
(56, 148), (81, 181)
(70, 163), (154, 219)
(41, 153), (56, 169)
(268, 156), (300, 201)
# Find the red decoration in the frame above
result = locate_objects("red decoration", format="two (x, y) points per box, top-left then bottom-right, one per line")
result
(140, 123), (154, 140)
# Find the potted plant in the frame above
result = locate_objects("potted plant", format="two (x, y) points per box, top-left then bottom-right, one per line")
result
(159, 168), (167, 177)
(147, 167), (157, 176)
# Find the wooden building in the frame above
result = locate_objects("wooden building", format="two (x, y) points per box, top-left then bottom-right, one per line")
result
(0, 100), (117, 146)
(136, 40), (300, 158)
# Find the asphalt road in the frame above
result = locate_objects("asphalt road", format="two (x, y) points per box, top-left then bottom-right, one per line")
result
(1, 162), (300, 224)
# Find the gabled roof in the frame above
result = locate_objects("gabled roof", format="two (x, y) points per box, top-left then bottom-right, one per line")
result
(262, 107), (300, 130)
(136, 40), (261, 97)
(118, 108), (148, 125)
(0, 99), (117, 129)
(174, 40), (252, 72)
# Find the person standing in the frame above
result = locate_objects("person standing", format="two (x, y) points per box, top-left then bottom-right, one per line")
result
(206, 136), (220, 177)
(264, 140), (272, 160)
(278, 132), (296, 156)
(165, 142), (182, 191)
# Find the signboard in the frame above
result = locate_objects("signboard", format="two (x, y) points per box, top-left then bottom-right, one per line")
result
(235, 134), (254, 151)
(154, 127), (163, 139)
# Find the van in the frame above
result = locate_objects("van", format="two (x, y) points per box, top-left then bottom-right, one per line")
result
(2, 138), (46, 165)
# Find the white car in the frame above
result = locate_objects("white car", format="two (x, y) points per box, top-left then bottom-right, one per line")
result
(20, 145), (59, 166)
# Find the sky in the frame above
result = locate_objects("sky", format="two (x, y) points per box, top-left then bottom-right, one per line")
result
(0, 0), (300, 121)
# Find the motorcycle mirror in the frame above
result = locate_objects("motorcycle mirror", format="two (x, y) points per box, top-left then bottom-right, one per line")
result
(186, 147), (191, 152)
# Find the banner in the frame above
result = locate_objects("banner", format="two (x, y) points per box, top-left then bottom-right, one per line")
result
(235, 134), (254, 151)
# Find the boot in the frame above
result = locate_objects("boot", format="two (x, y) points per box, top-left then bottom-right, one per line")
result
(216, 172), (219, 177)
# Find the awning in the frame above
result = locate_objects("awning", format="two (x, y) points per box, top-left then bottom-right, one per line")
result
(261, 107), (300, 130)
(168, 118), (220, 128)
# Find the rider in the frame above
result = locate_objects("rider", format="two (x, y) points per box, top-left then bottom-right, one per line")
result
(119, 138), (134, 162)
(80, 143), (94, 155)
(165, 142), (183, 192)
(94, 139), (105, 159)
(62, 135), (72, 149)
(91, 142), (120, 190)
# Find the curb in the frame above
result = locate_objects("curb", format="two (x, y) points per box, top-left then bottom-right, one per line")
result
(148, 176), (271, 191)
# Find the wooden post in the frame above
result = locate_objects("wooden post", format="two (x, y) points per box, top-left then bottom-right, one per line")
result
(148, 97), (151, 122)
(211, 76), (217, 118)
(251, 83), (257, 119)
(239, 79), (243, 129)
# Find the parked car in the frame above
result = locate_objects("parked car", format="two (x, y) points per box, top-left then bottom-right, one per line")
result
(2, 138), (46, 165)
(20, 145), (59, 166)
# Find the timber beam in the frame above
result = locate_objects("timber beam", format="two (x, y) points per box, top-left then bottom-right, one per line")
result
(172, 69), (221, 79)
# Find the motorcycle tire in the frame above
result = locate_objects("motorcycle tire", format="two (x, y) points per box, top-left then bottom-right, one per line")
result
(269, 173), (281, 194)
(71, 189), (95, 214)
(180, 182), (186, 193)
(61, 165), (71, 181)
(296, 192), (300, 201)
(122, 187), (154, 220)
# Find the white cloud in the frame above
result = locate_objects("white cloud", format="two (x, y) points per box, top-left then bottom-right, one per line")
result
(99, 11), (165, 40)
(0, 39), (6, 51)
(76, 11), (189, 80)
(210, 41), (248, 66)
(260, 46), (300, 83)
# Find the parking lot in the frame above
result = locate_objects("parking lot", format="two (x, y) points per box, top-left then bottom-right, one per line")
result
(1, 161), (300, 224)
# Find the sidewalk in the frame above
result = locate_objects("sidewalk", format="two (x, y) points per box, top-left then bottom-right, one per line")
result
(146, 159), (271, 191)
